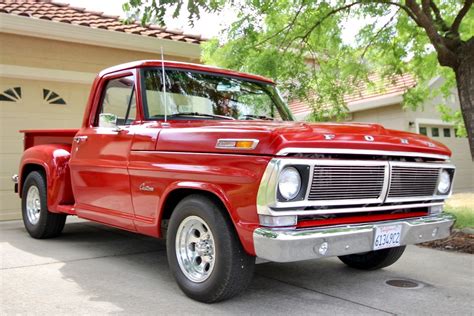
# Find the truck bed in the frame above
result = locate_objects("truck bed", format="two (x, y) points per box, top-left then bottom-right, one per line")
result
(21, 129), (79, 151)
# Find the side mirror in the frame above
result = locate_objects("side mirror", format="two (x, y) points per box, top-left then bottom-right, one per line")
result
(99, 113), (118, 128)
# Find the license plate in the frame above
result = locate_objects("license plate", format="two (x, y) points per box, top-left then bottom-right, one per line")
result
(373, 224), (402, 250)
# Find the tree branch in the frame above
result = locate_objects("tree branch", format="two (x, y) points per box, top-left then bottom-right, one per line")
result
(451, 0), (473, 33)
(405, 0), (458, 68)
(296, 1), (362, 43)
(373, 1), (422, 27)
(429, 0), (449, 32)
(359, 9), (399, 64)
(255, 3), (305, 48)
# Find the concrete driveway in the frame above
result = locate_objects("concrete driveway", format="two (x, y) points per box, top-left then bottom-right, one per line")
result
(1, 218), (473, 315)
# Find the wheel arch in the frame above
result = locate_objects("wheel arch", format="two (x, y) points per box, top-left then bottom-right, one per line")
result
(19, 163), (48, 198)
(158, 185), (236, 238)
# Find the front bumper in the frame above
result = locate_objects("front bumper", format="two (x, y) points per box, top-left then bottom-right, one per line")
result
(253, 213), (454, 262)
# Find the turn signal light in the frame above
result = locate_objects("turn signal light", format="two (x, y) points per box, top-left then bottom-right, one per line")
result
(259, 215), (297, 227)
(216, 139), (259, 150)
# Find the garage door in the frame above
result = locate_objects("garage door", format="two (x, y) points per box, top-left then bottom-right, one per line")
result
(0, 78), (90, 220)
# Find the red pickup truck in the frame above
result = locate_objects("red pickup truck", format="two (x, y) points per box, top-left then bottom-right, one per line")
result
(14, 60), (455, 302)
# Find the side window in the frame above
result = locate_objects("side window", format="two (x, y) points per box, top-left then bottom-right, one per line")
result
(98, 75), (136, 126)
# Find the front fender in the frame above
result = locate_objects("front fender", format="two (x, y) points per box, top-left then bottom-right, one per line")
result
(128, 151), (271, 255)
(20, 144), (74, 212)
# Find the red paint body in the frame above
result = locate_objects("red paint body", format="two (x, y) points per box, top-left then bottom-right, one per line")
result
(17, 60), (451, 256)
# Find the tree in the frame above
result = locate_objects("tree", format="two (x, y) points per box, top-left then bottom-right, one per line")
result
(124, 0), (474, 158)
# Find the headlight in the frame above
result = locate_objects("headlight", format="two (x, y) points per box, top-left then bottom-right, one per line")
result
(278, 167), (301, 200)
(437, 170), (451, 194)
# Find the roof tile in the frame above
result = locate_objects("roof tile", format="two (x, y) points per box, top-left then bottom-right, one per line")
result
(1, 0), (204, 44)
(289, 74), (416, 115)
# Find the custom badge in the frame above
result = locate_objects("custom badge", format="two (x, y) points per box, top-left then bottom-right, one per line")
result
(401, 138), (409, 144)
(324, 134), (335, 140)
(364, 135), (375, 141)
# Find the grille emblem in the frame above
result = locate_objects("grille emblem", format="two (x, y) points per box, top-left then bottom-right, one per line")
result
(401, 138), (409, 144)
(324, 134), (335, 140)
(364, 135), (375, 142)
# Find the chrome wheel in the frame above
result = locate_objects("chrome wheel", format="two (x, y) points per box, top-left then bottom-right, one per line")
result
(175, 215), (216, 283)
(26, 185), (41, 225)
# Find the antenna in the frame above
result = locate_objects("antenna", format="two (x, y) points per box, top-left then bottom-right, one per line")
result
(160, 46), (167, 122)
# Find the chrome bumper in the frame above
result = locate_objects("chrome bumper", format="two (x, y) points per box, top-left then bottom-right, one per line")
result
(253, 213), (455, 262)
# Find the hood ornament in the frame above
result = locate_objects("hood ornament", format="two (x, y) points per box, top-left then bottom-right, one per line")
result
(364, 135), (374, 142)
(401, 138), (409, 144)
(324, 134), (335, 140)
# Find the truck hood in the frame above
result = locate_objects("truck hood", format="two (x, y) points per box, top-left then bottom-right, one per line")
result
(155, 121), (451, 158)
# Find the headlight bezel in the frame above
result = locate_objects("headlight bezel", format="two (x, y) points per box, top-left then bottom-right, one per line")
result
(277, 165), (310, 202)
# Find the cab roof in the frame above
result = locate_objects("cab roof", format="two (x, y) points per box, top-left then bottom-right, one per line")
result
(99, 60), (275, 84)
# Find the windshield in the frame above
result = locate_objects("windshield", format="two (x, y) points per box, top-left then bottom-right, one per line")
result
(141, 68), (294, 121)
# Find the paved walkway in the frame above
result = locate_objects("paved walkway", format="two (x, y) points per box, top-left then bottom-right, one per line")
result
(1, 218), (473, 315)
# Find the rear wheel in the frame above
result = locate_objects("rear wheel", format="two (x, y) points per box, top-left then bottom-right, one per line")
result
(338, 246), (406, 270)
(167, 194), (255, 303)
(22, 171), (66, 239)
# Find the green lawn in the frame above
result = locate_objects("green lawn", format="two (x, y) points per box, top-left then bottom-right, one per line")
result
(445, 193), (474, 229)
(446, 206), (474, 229)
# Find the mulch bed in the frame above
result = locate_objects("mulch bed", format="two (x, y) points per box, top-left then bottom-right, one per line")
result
(420, 231), (473, 254)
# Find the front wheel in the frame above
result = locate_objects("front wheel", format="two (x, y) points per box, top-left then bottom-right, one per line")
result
(166, 195), (255, 303)
(21, 171), (66, 239)
(338, 246), (406, 270)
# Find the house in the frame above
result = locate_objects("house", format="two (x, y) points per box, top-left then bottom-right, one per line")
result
(290, 74), (474, 193)
(0, 0), (204, 220)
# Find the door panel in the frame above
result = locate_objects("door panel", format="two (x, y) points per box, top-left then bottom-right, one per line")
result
(69, 73), (137, 230)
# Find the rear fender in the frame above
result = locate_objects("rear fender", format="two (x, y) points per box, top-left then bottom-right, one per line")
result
(20, 144), (74, 212)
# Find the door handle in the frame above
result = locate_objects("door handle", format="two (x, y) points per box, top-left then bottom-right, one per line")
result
(73, 136), (88, 144)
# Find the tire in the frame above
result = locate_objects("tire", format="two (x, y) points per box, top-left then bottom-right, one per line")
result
(166, 194), (255, 303)
(21, 171), (66, 239)
(338, 246), (406, 270)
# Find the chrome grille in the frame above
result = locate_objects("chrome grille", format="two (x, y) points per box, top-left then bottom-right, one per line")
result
(388, 166), (439, 198)
(308, 165), (385, 201)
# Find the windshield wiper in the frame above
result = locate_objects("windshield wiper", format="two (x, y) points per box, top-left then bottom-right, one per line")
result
(168, 112), (235, 120)
(240, 114), (274, 121)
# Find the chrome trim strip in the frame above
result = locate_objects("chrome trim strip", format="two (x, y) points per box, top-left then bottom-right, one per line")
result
(303, 164), (315, 201)
(253, 213), (455, 262)
(262, 202), (444, 217)
(276, 148), (450, 160)
(215, 138), (259, 150)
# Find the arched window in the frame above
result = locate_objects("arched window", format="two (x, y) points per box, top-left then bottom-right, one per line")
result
(0, 87), (22, 102)
(43, 89), (66, 105)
